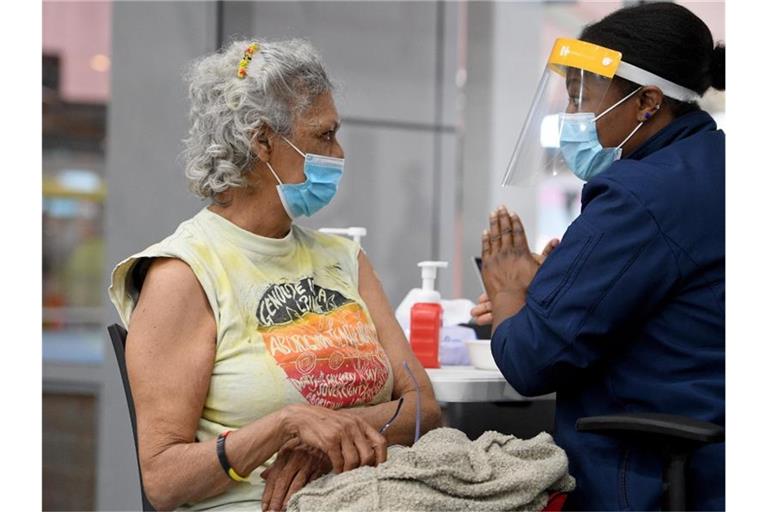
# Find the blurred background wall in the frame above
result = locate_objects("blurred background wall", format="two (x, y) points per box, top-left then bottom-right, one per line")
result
(42, 1), (724, 509)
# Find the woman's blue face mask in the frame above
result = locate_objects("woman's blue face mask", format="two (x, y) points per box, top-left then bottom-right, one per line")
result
(266, 137), (344, 219)
(559, 86), (645, 181)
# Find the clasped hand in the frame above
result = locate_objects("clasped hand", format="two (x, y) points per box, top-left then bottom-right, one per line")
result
(471, 206), (559, 329)
(262, 404), (387, 511)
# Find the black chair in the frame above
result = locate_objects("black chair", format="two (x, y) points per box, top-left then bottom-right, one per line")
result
(577, 413), (724, 511)
(107, 323), (156, 512)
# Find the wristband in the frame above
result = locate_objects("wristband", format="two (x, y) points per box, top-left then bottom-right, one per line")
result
(216, 431), (249, 482)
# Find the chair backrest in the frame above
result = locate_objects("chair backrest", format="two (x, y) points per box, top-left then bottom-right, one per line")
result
(107, 323), (156, 512)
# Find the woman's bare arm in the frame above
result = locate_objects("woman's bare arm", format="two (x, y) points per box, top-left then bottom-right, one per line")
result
(345, 251), (442, 445)
(127, 258), (291, 510)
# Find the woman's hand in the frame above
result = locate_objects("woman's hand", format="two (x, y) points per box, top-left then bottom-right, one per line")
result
(535, 238), (561, 264)
(469, 292), (493, 326)
(260, 443), (331, 512)
(471, 236), (559, 326)
(480, 206), (560, 331)
(280, 404), (387, 474)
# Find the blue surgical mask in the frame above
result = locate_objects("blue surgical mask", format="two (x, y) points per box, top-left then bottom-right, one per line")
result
(559, 87), (645, 181)
(266, 137), (344, 219)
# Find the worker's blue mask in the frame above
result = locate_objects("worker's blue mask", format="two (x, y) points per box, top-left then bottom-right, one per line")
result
(266, 137), (344, 219)
(559, 86), (645, 181)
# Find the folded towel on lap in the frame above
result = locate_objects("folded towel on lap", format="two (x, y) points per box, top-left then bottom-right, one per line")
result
(287, 427), (576, 511)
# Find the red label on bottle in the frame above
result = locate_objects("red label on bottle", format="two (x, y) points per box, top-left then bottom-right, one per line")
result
(409, 302), (442, 368)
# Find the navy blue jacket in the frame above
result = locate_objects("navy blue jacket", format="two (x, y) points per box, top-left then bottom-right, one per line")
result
(491, 110), (724, 511)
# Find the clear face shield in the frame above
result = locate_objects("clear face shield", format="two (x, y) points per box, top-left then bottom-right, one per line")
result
(502, 38), (702, 186)
(502, 38), (622, 186)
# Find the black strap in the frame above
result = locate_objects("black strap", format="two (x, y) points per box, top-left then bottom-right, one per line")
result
(215, 432), (234, 478)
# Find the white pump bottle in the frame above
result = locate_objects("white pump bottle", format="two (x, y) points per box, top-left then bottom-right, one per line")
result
(395, 261), (448, 334)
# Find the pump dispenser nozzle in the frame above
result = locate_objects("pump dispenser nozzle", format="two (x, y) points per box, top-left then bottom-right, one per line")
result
(416, 261), (448, 303)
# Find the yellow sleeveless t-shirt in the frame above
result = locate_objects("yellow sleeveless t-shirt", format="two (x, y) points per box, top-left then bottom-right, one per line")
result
(108, 207), (394, 510)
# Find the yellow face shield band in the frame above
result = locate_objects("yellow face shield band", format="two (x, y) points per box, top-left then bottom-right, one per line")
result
(548, 38), (622, 79)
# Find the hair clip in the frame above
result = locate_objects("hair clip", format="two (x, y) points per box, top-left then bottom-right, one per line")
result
(237, 43), (260, 79)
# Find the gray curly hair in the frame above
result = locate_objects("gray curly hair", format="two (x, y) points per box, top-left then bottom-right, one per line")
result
(182, 38), (333, 199)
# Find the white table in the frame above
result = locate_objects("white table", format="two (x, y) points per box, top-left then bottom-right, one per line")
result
(425, 366), (556, 403)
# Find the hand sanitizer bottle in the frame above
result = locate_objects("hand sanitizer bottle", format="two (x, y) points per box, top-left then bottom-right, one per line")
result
(409, 261), (448, 368)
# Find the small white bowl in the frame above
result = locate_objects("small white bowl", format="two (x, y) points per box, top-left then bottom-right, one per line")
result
(463, 339), (498, 370)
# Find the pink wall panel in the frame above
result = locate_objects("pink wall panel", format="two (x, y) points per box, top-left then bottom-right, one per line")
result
(43, 1), (112, 103)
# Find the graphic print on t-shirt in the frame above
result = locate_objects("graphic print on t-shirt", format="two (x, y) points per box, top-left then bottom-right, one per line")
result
(256, 275), (389, 409)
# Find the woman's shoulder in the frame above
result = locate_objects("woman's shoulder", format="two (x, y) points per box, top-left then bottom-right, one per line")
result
(108, 210), (216, 326)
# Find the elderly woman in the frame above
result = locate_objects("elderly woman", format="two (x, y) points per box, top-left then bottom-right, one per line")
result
(109, 38), (442, 511)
